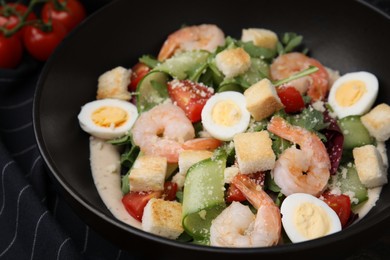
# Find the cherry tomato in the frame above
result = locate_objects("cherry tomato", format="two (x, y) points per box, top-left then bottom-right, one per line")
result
(162, 181), (178, 201)
(0, 3), (36, 38)
(226, 183), (247, 203)
(0, 32), (23, 69)
(276, 85), (305, 113)
(41, 0), (86, 33)
(167, 80), (214, 122)
(129, 62), (150, 92)
(322, 192), (351, 227)
(122, 190), (162, 222)
(23, 21), (67, 61)
(226, 172), (265, 203)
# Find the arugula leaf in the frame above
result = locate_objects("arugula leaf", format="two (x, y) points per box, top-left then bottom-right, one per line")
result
(288, 107), (329, 132)
(139, 55), (159, 68)
(277, 32), (304, 55)
(120, 145), (140, 168)
(107, 134), (132, 145)
(240, 41), (276, 60)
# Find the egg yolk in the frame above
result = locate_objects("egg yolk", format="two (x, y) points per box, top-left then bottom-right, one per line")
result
(335, 80), (367, 107)
(294, 202), (331, 239)
(211, 100), (241, 126)
(92, 106), (128, 128)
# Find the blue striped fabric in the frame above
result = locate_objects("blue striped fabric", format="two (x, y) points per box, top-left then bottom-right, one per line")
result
(0, 0), (389, 259)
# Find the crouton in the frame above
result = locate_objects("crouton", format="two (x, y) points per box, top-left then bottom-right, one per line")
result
(241, 28), (278, 50)
(97, 66), (132, 100)
(361, 103), (390, 142)
(353, 144), (387, 188)
(215, 47), (251, 78)
(142, 198), (184, 239)
(244, 78), (284, 121)
(234, 131), (275, 174)
(129, 155), (167, 192)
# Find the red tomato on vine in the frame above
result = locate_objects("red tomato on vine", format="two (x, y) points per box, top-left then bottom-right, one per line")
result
(0, 3), (36, 39)
(23, 20), (67, 61)
(41, 0), (86, 33)
(0, 32), (23, 69)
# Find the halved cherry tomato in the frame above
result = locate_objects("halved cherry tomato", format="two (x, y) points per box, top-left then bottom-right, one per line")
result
(129, 62), (150, 92)
(0, 32), (23, 69)
(41, 0), (86, 33)
(322, 192), (351, 227)
(122, 190), (162, 222)
(23, 20), (67, 61)
(226, 183), (247, 203)
(167, 80), (214, 122)
(226, 172), (265, 203)
(162, 181), (178, 201)
(0, 3), (36, 39)
(276, 85), (305, 114)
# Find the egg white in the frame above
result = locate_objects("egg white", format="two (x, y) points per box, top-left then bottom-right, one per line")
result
(281, 193), (342, 243)
(328, 71), (378, 119)
(201, 91), (250, 141)
(78, 98), (138, 139)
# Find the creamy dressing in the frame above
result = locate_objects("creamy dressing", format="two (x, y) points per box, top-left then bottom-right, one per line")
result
(353, 186), (382, 220)
(89, 136), (141, 229)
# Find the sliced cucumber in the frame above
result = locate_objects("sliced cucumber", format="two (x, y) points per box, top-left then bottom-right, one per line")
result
(182, 150), (227, 240)
(330, 163), (368, 205)
(182, 205), (225, 241)
(154, 50), (210, 80)
(136, 71), (170, 112)
(338, 116), (374, 150)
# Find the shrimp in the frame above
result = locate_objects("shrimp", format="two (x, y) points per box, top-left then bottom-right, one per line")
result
(270, 52), (330, 101)
(131, 103), (195, 163)
(210, 174), (281, 248)
(157, 24), (225, 61)
(182, 137), (222, 151)
(267, 116), (331, 197)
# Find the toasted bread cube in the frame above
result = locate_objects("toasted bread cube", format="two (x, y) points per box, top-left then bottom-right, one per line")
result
(361, 103), (390, 142)
(129, 155), (167, 192)
(142, 198), (184, 239)
(244, 79), (284, 121)
(241, 28), (278, 50)
(234, 131), (275, 174)
(97, 66), (132, 101)
(215, 47), (251, 78)
(353, 144), (387, 188)
(178, 150), (213, 175)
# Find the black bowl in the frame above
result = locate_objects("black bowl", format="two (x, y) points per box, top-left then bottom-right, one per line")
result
(33, 0), (390, 259)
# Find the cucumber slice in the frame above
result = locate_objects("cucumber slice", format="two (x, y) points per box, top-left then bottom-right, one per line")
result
(338, 115), (374, 150)
(182, 150), (227, 240)
(182, 205), (225, 241)
(330, 163), (368, 205)
(154, 50), (210, 80)
(136, 71), (169, 112)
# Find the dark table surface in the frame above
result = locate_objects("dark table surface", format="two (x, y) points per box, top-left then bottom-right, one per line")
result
(0, 0), (390, 259)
